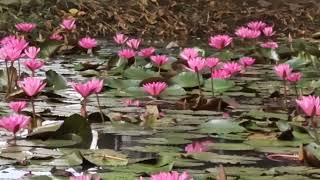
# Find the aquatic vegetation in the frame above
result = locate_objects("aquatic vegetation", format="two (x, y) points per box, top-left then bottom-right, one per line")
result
(0, 114), (30, 139)
(15, 22), (37, 33)
(143, 82), (168, 97)
(9, 101), (28, 113)
(140, 171), (190, 180)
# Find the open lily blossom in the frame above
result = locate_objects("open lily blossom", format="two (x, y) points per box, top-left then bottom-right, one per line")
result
(209, 35), (232, 50)
(274, 64), (292, 80)
(88, 78), (104, 93)
(235, 26), (261, 39)
(123, 99), (140, 107)
(0, 35), (17, 45)
(151, 55), (169, 67)
(140, 171), (191, 180)
(15, 22), (37, 33)
(138, 47), (156, 57)
(126, 38), (141, 49)
(78, 37), (98, 49)
(239, 57), (255, 68)
(222, 62), (242, 75)
(185, 140), (211, 153)
(263, 26), (276, 36)
(2, 46), (23, 61)
(296, 95), (320, 117)
(60, 18), (76, 30)
(18, 77), (46, 97)
(143, 82), (168, 97)
(23, 59), (44, 72)
(24, 46), (40, 59)
(69, 175), (100, 180)
(50, 32), (63, 41)
(205, 57), (220, 68)
(180, 48), (198, 61)
(9, 101), (28, 113)
(118, 49), (136, 59)
(287, 72), (302, 83)
(247, 21), (267, 30)
(261, 41), (279, 49)
(0, 114), (30, 136)
(113, 33), (128, 45)
(186, 57), (206, 72)
(211, 69), (231, 79)
(71, 81), (95, 98)
(2, 36), (28, 50)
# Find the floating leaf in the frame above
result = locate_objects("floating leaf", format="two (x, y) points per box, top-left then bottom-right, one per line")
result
(190, 152), (260, 164)
(123, 67), (157, 80)
(45, 70), (68, 90)
(171, 72), (204, 88)
(81, 149), (128, 166)
(198, 119), (246, 134)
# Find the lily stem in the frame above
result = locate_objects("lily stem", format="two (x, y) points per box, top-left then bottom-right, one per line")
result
(283, 80), (288, 110)
(210, 68), (215, 97)
(196, 71), (202, 96)
(310, 116), (320, 145)
(95, 93), (105, 123)
(30, 96), (36, 130)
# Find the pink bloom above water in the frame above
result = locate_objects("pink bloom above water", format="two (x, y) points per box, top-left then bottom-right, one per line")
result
(239, 57), (255, 68)
(118, 49), (136, 59)
(78, 37), (97, 49)
(0, 35), (17, 45)
(180, 48), (198, 61)
(18, 77), (46, 97)
(23, 59), (44, 72)
(185, 140), (211, 153)
(0, 114), (30, 135)
(140, 171), (190, 180)
(222, 62), (242, 75)
(71, 81), (95, 98)
(69, 175), (100, 180)
(151, 55), (169, 66)
(274, 64), (292, 80)
(209, 35), (232, 50)
(287, 72), (302, 83)
(296, 95), (320, 117)
(60, 18), (76, 30)
(138, 47), (156, 57)
(247, 21), (267, 31)
(143, 82), (168, 96)
(2, 36), (28, 50)
(88, 78), (103, 93)
(235, 27), (261, 39)
(123, 99), (140, 107)
(1, 46), (23, 61)
(186, 57), (206, 72)
(261, 41), (278, 49)
(263, 26), (276, 37)
(113, 33), (128, 45)
(211, 69), (231, 79)
(50, 33), (63, 41)
(24, 46), (40, 59)
(126, 38), (141, 49)
(205, 57), (220, 68)
(15, 22), (37, 33)
(9, 101), (28, 113)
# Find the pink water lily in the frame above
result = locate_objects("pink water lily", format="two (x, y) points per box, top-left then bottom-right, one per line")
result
(287, 72), (302, 83)
(18, 77), (46, 97)
(185, 140), (212, 153)
(138, 47), (156, 57)
(2, 36), (28, 51)
(296, 95), (320, 117)
(247, 21), (267, 31)
(151, 55), (169, 67)
(118, 49), (136, 59)
(222, 62), (242, 75)
(1, 46), (23, 61)
(211, 69), (231, 79)
(78, 37), (97, 49)
(143, 82), (168, 97)
(261, 41), (278, 49)
(24, 46), (40, 59)
(263, 26), (276, 37)
(0, 35), (17, 45)
(60, 18), (76, 30)
(9, 101), (28, 113)
(0, 114), (30, 136)
(123, 99), (140, 107)
(209, 35), (232, 50)
(71, 81), (95, 98)
(23, 59), (44, 74)
(274, 64), (292, 80)
(69, 175), (100, 180)
(15, 22), (37, 33)
(180, 48), (198, 61)
(140, 171), (190, 180)
(113, 33), (128, 45)
(50, 33), (63, 41)
(186, 57), (206, 72)
(126, 38), (141, 49)
(235, 26), (261, 39)
(239, 57), (255, 68)
(205, 57), (220, 68)
(88, 78), (103, 93)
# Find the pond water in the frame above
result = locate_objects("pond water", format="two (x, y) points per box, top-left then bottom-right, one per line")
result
(0, 39), (320, 180)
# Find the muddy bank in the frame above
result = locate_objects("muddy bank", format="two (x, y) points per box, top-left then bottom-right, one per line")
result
(0, 0), (319, 40)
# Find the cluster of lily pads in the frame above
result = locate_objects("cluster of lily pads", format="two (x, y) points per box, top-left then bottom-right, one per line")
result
(0, 16), (320, 180)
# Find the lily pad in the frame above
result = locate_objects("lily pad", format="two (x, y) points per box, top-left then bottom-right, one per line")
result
(171, 72), (204, 88)
(198, 119), (246, 134)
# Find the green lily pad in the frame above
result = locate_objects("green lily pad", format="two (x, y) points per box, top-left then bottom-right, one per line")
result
(190, 152), (260, 164)
(45, 70), (68, 90)
(171, 72), (204, 88)
(123, 67), (157, 80)
(198, 119), (246, 134)
(206, 143), (254, 151)
(106, 78), (141, 89)
(81, 149), (128, 166)
(160, 85), (187, 96)
(203, 79), (235, 93)
(137, 137), (192, 145)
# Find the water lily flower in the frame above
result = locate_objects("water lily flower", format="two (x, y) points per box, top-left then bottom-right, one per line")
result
(186, 57), (206, 72)
(274, 64), (292, 80)
(263, 26), (276, 37)
(296, 95), (320, 117)
(24, 46), (40, 59)
(138, 47), (156, 57)
(60, 18), (76, 30)
(180, 48), (198, 61)
(287, 72), (302, 83)
(23, 59), (44, 75)
(118, 49), (136, 59)
(235, 26), (261, 39)
(1, 46), (23, 61)
(0, 35), (17, 46)
(9, 101), (28, 113)
(15, 22), (37, 33)
(71, 82), (95, 98)
(18, 77), (46, 97)
(2, 36), (28, 51)
(88, 78), (103, 94)
(69, 175), (101, 180)
(222, 62), (242, 75)
(143, 82), (168, 97)
(247, 21), (267, 31)
(0, 114), (30, 137)
(239, 57), (255, 68)
(123, 99), (140, 107)
(113, 33), (128, 45)
(151, 55), (169, 67)
(260, 41), (278, 49)
(140, 171), (190, 180)
(78, 37), (97, 49)
(211, 69), (231, 79)
(126, 38), (141, 49)
(50, 32), (63, 41)
(205, 57), (220, 68)
(185, 140), (211, 153)
(209, 35), (232, 50)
